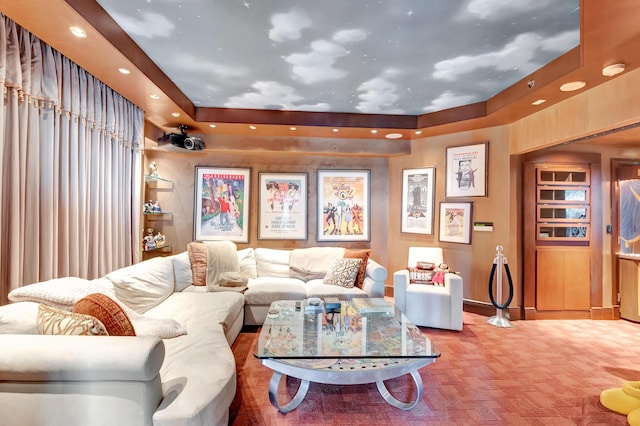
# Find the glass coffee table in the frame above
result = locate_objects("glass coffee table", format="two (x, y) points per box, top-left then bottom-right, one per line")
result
(254, 298), (440, 413)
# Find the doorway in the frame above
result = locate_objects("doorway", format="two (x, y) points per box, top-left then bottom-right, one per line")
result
(612, 161), (640, 322)
(522, 152), (603, 319)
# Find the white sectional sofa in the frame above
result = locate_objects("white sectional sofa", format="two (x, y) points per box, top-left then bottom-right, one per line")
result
(239, 247), (387, 325)
(0, 253), (244, 426)
(0, 244), (387, 426)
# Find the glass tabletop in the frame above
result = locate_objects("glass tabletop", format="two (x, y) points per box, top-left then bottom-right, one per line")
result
(254, 298), (440, 360)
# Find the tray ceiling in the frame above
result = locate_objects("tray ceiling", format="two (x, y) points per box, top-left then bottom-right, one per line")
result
(96, 0), (580, 116)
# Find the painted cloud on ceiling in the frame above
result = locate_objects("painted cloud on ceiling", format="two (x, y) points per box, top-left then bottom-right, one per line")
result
(97, 0), (580, 115)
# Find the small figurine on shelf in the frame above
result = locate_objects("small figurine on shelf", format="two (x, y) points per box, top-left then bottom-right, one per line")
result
(149, 161), (160, 178)
(152, 200), (161, 213)
(144, 200), (154, 214)
(143, 228), (156, 251)
(155, 232), (166, 248)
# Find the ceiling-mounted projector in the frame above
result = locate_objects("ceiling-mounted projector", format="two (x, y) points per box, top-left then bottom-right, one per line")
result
(157, 125), (204, 151)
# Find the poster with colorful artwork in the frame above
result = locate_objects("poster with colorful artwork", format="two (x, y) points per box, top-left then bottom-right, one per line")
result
(258, 172), (307, 240)
(317, 170), (370, 242)
(193, 167), (250, 243)
(439, 202), (472, 244)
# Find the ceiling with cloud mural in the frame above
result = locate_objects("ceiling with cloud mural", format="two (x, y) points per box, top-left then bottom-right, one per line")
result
(96, 0), (580, 116)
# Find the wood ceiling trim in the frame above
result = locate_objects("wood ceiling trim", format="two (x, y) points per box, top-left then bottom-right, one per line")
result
(63, 0), (194, 117)
(195, 107), (417, 129)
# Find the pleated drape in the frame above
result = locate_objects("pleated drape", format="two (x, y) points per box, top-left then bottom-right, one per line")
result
(0, 15), (143, 304)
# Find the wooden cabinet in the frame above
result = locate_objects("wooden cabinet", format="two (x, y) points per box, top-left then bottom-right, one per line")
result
(523, 157), (601, 320)
(536, 248), (591, 311)
(143, 175), (173, 258)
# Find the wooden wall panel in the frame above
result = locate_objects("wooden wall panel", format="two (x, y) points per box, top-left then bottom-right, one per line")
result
(143, 148), (390, 268)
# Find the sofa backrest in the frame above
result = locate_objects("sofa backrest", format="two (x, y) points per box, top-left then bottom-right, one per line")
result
(408, 247), (443, 268)
(254, 248), (291, 278)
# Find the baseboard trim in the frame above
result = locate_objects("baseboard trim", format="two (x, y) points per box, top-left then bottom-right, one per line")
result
(463, 299), (522, 320)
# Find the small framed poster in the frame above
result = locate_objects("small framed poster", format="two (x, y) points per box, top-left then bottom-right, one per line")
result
(401, 167), (435, 235)
(317, 169), (370, 242)
(258, 172), (308, 240)
(193, 166), (250, 243)
(445, 142), (488, 197)
(439, 202), (472, 244)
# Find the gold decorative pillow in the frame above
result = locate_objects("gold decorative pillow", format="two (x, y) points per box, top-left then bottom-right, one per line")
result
(37, 304), (108, 336)
(73, 293), (136, 336)
(344, 249), (371, 288)
(323, 258), (362, 288)
(187, 242), (208, 286)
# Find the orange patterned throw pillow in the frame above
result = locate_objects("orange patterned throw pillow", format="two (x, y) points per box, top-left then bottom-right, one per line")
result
(187, 242), (208, 286)
(73, 293), (136, 336)
(344, 249), (371, 288)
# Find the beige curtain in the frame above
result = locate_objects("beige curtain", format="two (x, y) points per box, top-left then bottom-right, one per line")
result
(0, 15), (143, 304)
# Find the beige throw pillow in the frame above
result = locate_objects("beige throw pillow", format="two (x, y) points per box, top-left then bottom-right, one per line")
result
(206, 241), (248, 292)
(323, 258), (362, 288)
(37, 304), (108, 336)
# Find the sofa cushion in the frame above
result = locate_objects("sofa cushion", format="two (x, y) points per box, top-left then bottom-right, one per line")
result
(144, 292), (243, 426)
(146, 291), (244, 340)
(0, 301), (39, 334)
(344, 249), (371, 288)
(305, 280), (368, 299)
(289, 247), (345, 281)
(73, 293), (136, 336)
(37, 303), (108, 336)
(244, 277), (306, 305)
(169, 252), (193, 292)
(7, 277), (185, 339)
(323, 258), (362, 288)
(187, 242), (208, 286)
(255, 248), (291, 278)
(237, 248), (258, 279)
(8, 277), (115, 310)
(106, 257), (175, 314)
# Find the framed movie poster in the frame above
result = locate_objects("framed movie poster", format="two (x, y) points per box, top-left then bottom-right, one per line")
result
(401, 167), (435, 235)
(193, 167), (250, 243)
(445, 142), (488, 197)
(258, 172), (308, 240)
(317, 170), (370, 242)
(439, 202), (472, 244)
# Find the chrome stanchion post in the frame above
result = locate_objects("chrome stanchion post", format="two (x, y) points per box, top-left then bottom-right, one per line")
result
(487, 245), (513, 328)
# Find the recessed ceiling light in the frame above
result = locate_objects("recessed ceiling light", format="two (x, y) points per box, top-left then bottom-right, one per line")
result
(290, 127), (297, 131)
(602, 63), (625, 77)
(249, 125), (257, 130)
(69, 27), (87, 38)
(371, 129), (378, 134)
(532, 99), (547, 106)
(149, 94), (160, 100)
(560, 81), (586, 92)
(332, 128), (339, 132)
(385, 133), (403, 139)
(171, 112), (180, 117)
(415, 130), (422, 135)
(118, 68), (131, 75)
(209, 124), (217, 128)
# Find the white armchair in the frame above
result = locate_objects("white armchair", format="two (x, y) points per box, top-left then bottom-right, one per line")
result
(393, 247), (463, 331)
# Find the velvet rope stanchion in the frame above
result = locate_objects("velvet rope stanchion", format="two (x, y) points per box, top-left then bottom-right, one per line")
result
(487, 245), (514, 328)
